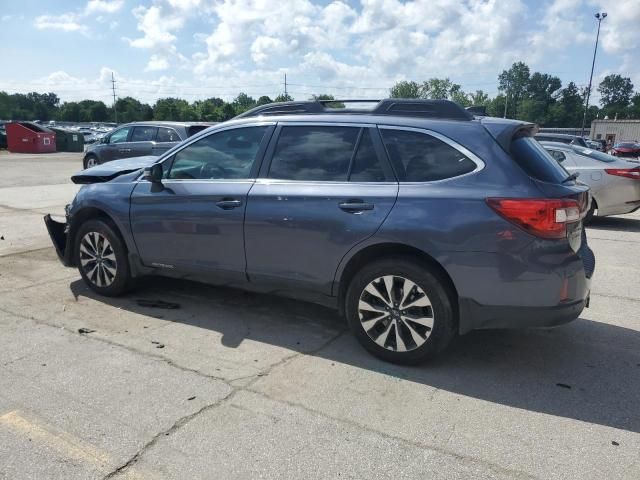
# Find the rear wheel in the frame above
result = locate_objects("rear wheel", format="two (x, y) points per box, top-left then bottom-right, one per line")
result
(75, 219), (131, 296)
(83, 155), (98, 169)
(345, 257), (456, 364)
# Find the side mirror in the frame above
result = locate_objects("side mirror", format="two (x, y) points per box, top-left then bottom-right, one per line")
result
(101, 136), (109, 144)
(142, 164), (163, 183)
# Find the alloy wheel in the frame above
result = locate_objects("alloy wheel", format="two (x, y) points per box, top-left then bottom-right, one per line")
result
(358, 275), (434, 352)
(79, 232), (117, 287)
(86, 157), (97, 168)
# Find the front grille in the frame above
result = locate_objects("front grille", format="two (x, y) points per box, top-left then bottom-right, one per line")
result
(578, 228), (595, 279)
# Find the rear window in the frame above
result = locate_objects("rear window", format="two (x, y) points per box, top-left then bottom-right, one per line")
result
(512, 137), (571, 183)
(380, 129), (477, 182)
(268, 126), (359, 181)
(157, 127), (180, 142)
(571, 147), (616, 163)
(130, 126), (158, 142)
(187, 125), (209, 137)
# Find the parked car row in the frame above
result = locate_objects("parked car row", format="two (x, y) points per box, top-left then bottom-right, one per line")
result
(82, 121), (214, 168)
(46, 99), (595, 364)
(541, 142), (640, 221)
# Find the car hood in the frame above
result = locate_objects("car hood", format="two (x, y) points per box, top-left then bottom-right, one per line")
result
(71, 155), (158, 184)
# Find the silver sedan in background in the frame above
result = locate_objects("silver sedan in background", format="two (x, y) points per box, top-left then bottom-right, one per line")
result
(541, 141), (640, 222)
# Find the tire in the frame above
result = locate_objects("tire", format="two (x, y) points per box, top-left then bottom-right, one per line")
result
(83, 155), (98, 169)
(345, 257), (456, 364)
(584, 198), (597, 224)
(75, 219), (131, 296)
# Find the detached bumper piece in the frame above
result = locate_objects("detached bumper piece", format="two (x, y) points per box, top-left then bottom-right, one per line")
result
(43, 214), (73, 267)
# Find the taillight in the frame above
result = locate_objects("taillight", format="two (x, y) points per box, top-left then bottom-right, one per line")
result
(487, 198), (581, 239)
(605, 167), (640, 180)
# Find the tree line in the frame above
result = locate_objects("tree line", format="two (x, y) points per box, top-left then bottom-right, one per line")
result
(1, 62), (639, 126)
(390, 62), (640, 126)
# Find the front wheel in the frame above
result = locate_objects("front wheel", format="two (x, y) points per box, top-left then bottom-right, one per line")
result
(75, 219), (131, 296)
(83, 155), (98, 169)
(345, 257), (456, 364)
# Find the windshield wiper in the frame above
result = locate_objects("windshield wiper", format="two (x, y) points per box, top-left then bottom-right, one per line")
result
(562, 172), (579, 183)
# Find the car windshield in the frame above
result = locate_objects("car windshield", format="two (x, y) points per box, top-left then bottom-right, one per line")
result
(570, 146), (616, 163)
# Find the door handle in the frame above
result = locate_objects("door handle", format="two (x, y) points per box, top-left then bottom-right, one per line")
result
(216, 199), (243, 210)
(118, 148), (131, 153)
(339, 201), (374, 212)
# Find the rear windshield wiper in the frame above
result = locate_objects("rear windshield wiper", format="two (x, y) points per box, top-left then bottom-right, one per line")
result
(562, 172), (579, 183)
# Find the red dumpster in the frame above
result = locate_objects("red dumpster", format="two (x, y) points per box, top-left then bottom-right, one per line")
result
(6, 122), (56, 153)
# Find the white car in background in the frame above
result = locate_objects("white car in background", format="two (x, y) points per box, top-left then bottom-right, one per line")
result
(541, 141), (640, 222)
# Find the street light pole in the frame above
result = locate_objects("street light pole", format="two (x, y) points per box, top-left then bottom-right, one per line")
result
(581, 12), (607, 137)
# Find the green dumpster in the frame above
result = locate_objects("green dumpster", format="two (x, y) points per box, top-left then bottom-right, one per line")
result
(50, 127), (85, 152)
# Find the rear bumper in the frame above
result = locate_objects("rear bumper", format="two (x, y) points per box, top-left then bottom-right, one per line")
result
(460, 291), (589, 332)
(43, 214), (74, 267)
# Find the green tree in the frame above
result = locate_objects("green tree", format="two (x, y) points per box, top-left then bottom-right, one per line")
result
(256, 95), (273, 106)
(449, 85), (470, 106)
(152, 98), (193, 121)
(498, 62), (530, 117)
(233, 92), (256, 114)
(389, 81), (421, 98)
(274, 93), (293, 102)
(598, 74), (634, 117)
(469, 90), (490, 106)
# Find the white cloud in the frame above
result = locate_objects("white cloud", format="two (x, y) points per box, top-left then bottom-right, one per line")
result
(85, 0), (124, 15)
(146, 54), (171, 72)
(594, 0), (640, 54)
(34, 14), (88, 34)
(33, 0), (123, 35)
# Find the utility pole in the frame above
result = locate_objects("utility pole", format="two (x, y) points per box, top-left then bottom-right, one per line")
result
(581, 12), (607, 137)
(284, 73), (288, 99)
(503, 78), (509, 118)
(111, 72), (118, 124)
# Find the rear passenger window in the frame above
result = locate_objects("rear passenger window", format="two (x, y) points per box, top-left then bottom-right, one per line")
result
(380, 129), (477, 182)
(268, 126), (359, 181)
(157, 127), (180, 142)
(130, 126), (158, 142)
(349, 130), (387, 182)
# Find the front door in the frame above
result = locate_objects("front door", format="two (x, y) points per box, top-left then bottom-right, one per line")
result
(130, 124), (274, 280)
(244, 124), (398, 295)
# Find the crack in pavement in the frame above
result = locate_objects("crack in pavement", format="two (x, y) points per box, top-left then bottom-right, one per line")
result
(0, 296), (543, 480)
(242, 387), (540, 480)
(99, 329), (349, 479)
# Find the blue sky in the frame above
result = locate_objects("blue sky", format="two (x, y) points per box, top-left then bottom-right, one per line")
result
(1, 0), (638, 105)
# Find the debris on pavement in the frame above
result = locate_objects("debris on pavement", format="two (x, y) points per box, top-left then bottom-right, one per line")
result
(136, 299), (181, 309)
(78, 327), (96, 334)
(556, 383), (572, 389)
(187, 396), (196, 401)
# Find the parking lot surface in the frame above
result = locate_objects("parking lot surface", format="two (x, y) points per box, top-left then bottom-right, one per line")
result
(0, 151), (638, 479)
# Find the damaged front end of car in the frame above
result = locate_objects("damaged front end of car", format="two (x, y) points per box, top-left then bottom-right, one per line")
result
(44, 204), (75, 267)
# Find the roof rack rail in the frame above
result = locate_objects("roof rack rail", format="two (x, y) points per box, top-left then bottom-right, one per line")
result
(235, 99), (473, 121)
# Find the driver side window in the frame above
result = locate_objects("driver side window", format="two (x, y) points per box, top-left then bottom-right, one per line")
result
(168, 126), (269, 180)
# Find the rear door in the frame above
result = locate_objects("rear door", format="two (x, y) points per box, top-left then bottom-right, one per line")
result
(152, 126), (183, 157)
(128, 125), (159, 158)
(244, 123), (398, 295)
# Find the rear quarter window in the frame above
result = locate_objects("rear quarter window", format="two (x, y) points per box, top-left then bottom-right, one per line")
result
(512, 137), (570, 183)
(380, 128), (477, 182)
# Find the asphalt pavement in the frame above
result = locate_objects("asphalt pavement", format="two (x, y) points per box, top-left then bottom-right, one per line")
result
(0, 150), (638, 479)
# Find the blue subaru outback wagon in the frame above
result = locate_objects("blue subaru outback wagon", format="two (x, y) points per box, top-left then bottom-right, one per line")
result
(45, 99), (595, 364)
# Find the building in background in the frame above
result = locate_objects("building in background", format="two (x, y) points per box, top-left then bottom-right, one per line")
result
(590, 119), (640, 145)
